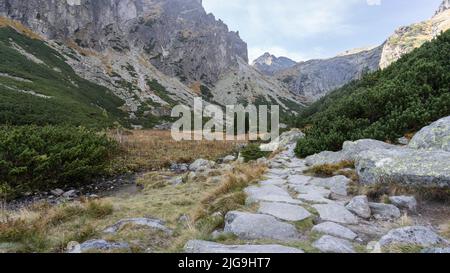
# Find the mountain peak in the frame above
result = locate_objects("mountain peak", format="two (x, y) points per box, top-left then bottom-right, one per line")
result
(252, 53), (296, 75)
(436, 0), (450, 15)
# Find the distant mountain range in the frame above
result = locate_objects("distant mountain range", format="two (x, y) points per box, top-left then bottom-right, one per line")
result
(252, 1), (450, 101)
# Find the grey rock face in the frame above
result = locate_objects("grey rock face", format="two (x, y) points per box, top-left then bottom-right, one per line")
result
(184, 240), (304, 253)
(276, 46), (382, 101)
(346, 196), (371, 219)
(258, 202), (312, 222)
(68, 240), (131, 253)
(252, 52), (296, 76)
(389, 196), (418, 212)
(224, 211), (300, 241)
(104, 218), (172, 234)
(368, 203), (401, 220)
(312, 222), (358, 241)
(409, 116), (450, 152)
(356, 148), (450, 187)
(379, 226), (448, 248)
(189, 159), (216, 172)
(313, 204), (359, 225)
(305, 139), (396, 166)
(312, 235), (356, 253)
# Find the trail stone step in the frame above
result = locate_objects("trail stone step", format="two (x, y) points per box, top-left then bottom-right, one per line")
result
(288, 175), (312, 185)
(346, 195), (371, 219)
(312, 222), (358, 241)
(313, 204), (359, 225)
(258, 202), (312, 222)
(245, 185), (302, 205)
(224, 211), (301, 241)
(313, 235), (356, 253)
(184, 240), (304, 253)
(311, 176), (350, 196)
(368, 203), (401, 220)
(259, 178), (287, 186)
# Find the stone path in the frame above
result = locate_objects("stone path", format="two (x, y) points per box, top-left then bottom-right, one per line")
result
(184, 141), (449, 253)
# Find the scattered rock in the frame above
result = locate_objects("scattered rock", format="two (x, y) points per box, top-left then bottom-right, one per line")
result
(189, 159), (216, 172)
(389, 196), (418, 212)
(104, 218), (172, 235)
(260, 129), (304, 151)
(346, 195), (371, 219)
(258, 202), (312, 222)
(369, 203), (401, 220)
(67, 240), (131, 253)
(62, 190), (77, 198)
(184, 240), (304, 253)
(312, 222), (358, 241)
(224, 211), (300, 241)
(313, 204), (359, 225)
(223, 155), (236, 163)
(50, 189), (64, 196)
(170, 163), (189, 173)
(356, 148), (450, 187)
(312, 235), (356, 253)
(378, 226), (448, 249)
(409, 116), (450, 152)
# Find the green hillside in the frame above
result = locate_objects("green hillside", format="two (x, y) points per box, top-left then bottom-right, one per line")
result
(0, 27), (127, 128)
(295, 30), (450, 158)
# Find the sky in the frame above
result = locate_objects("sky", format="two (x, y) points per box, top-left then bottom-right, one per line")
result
(203, 0), (444, 62)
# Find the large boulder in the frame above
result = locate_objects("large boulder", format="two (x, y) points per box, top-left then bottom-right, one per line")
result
(224, 211), (300, 241)
(409, 116), (450, 152)
(378, 226), (448, 249)
(260, 129), (304, 152)
(305, 139), (397, 166)
(356, 148), (450, 187)
(184, 240), (304, 253)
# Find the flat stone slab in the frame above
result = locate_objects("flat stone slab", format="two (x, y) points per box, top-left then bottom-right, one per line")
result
(68, 240), (131, 253)
(313, 204), (359, 225)
(104, 218), (172, 234)
(313, 235), (356, 253)
(311, 176), (350, 196)
(369, 203), (401, 220)
(184, 240), (304, 253)
(379, 226), (448, 249)
(267, 168), (292, 177)
(224, 211), (301, 241)
(258, 202), (312, 222)
(312, 222), (358, 241)
(245, 185), (302, 205)
(259, 178), (287, 186)
(288, 175), (312, 185)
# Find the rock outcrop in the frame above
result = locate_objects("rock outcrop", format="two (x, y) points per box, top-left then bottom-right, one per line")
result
(252, 53), (296, 76)
(409, 116), (450, 152)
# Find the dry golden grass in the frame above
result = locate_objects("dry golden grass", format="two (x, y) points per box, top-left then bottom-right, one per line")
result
(110, 130), (245, 171)
(0, 17), (42, 40)
(305, 161), (355, 177)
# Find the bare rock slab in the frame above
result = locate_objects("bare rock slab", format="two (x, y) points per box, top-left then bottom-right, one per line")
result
(312, 222), (358, 241)
(184, 240), (304, 253)
(68, 240), (131, 253)
(312, 235), (356, 253)
(346, 195), (371, 219)
(245, 185), (302, 205)
(313, 204), (359, 225)
(224, 211), (300, 241)
(104, 218), (172, 234)
(369, 203), (401, 220)
(258, 202), (312, 222)
(379, 226), (448, 249)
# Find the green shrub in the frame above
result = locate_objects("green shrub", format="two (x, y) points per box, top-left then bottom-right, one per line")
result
(0, 125), (118, 198)
(240, 143), (270, 162)
(295, 30), (450, 157)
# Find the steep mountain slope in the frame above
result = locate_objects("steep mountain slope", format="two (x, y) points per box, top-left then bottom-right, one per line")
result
(0, 25), (127, 128)
(294, 30), (450, 157)
(379, 0), (450, 69)
(252, 53), (296, 76)
(276, 46), (382, 101)
(0, 0), (304, 126)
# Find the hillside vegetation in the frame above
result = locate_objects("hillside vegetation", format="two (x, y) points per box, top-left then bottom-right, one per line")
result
(0, 27), (127, 128)
(295, 30), (450, 157)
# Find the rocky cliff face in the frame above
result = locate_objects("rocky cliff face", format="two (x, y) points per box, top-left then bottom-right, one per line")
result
(0, 0), (304, 123)
(252, 53), (296, 76)
(275, 46), (382, 101)
(379, 0), (450, 69)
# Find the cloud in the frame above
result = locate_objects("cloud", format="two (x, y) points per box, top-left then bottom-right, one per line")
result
(203, 0), (361, 60)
